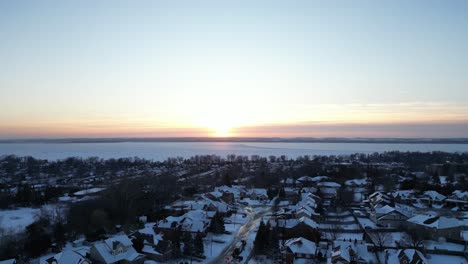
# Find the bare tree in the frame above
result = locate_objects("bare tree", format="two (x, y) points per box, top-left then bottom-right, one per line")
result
(370, 231), (392, 249)
(400, 229), (424, 249)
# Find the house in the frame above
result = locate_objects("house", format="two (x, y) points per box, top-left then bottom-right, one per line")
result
(392, 190), (416, 205)
(90, 234), (145, 264)
(418, 191), (446, 208)
(277, 217), (320, 241)
(296, 176), (315, 187)
(344, 178), (368, 187)
(133, 225), (172, 262)
(281, 237), (318, 264)
(445, 190), (468, 210)
(331, 240), (370, 264)
(155, 209), (211, 240)
(406, 214), (463, 240)
(244, 188), (268, 201)
(370, 205), (410, 228)
(397, 249), (427, 264)
(215, 185), (246, 200)
(141, 240), (172, 262)
(367, 192), (392, 208)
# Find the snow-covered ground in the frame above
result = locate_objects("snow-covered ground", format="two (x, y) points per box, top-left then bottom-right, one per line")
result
(0, 204), (65, 233)
(201, 208), (252, 263)
(426, 254), (467, 264)
(0, 207), (40, 232)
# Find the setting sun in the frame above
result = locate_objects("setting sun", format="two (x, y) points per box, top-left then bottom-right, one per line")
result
(211, 123), (233, 137)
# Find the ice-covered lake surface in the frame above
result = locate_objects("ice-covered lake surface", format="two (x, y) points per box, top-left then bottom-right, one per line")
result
(1, 142), (468, 161)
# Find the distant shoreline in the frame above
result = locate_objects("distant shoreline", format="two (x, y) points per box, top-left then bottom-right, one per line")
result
(1, 137), (468, 144)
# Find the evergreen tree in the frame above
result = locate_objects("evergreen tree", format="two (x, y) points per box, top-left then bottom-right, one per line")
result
(170, 227), (182, 259)
(53, 222), (66, 247)
(253, 221), (267, 253)
(194, 232), (204, 256)
(182, 232), (193, 256)
(209, 212), (225, 233)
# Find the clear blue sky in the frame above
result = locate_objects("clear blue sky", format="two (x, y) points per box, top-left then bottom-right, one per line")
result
(1, 0), (467, 138)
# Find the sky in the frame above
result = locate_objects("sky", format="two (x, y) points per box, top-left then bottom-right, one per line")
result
(1, 0), (468, 138)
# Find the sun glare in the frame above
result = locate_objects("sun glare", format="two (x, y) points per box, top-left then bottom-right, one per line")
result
(212, 124), (232, 137)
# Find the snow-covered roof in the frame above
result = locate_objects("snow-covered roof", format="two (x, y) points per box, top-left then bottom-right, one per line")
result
(104, 234), (133, 249)
(375, 205), (395, 215)
(310, 176), (329, 182)
(344, 178), (367, 186)
(451, 190), (468, 200)
(397, 249), (427, 264)
(407, 214), (462, 229)
(317, 181), (341, 188)
(422, 190), (446, 201)
(93, 235), (144, 264)
(392, 190), (415, 199)
(283, 237), (317, 255)
(41, 248), (90, 264)
(73, 188), (105, 196)
(296, 176), (314, 182)
(278, 217), (318, 229)
(332, 241), (371, 263)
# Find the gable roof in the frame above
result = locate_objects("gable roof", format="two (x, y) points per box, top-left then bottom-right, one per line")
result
(422, 191), (446, 201)
(93, 235), (144, 264)
(283, 237), (317, 255)
(397, 249), (427, 264)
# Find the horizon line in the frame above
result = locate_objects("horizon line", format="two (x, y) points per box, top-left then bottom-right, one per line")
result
(1, 137), (468, 144)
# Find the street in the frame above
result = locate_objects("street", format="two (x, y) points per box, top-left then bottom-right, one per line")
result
(208, 206), (271, 264)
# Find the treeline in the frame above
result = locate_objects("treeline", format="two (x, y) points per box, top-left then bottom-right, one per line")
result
(0, 172), (180, 261)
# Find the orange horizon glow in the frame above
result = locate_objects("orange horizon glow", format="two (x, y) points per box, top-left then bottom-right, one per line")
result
(2, 119), (468, 139)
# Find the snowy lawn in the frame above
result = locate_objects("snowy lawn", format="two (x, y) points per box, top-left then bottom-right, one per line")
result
(427, 254), (467, 264)
(0, 204), (65, 233)
(202, 223), (243, 262)
(0, 207), (40, 232)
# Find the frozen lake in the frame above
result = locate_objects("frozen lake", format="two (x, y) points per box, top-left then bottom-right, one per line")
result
(1, 142), (468, 161)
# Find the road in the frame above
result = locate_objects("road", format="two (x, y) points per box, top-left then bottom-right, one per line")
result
(208, 206), (271, 264)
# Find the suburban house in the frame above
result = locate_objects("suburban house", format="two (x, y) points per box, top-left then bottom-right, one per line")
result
(132, 224), (172, 262)
(392, 190), (416, 205)
(280, 237), (318, 264)
(277, 217), (320, 241)
(155, 209), (212, 240)
(445, 190), (468, 210)
(90, 234), (145, 264)
(406, 214), (463, 240)
(418, 191), (446, 208)
(370, 205), (410, 228)
(367, 192), (392, 208)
